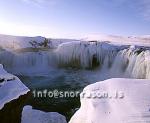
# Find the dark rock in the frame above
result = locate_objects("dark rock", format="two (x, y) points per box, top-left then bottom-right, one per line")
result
(0, 92), (30, 123)
(0, 78), (5, 83)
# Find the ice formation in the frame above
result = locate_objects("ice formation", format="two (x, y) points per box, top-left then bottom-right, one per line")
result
(21, 105), (67, 123)
(56, 41), (118, 68)
(69, 78), (150, 123)
(0, 64), (29, 110)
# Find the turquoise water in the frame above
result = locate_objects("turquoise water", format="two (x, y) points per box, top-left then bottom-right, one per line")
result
(18, 68), (91, 121)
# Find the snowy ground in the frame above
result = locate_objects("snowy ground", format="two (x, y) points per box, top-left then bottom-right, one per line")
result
(69, 78), (150, 123)
(85, 34), (150, 47)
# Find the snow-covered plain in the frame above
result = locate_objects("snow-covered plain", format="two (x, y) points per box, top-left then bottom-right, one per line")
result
(69, 78), (150, 123)
(0, 64), (29, 110)
(0, 34), (150, 50)
(21, 106), (67, 123)
(85, 34), (150, 46)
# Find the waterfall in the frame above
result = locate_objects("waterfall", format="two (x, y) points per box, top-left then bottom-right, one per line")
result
(0, 41), (149, 79)
(55, 41), (150, 79)
(55, 41), (118, 68)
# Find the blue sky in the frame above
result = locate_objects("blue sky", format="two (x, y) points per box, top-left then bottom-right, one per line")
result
(0, 0), (150, 38)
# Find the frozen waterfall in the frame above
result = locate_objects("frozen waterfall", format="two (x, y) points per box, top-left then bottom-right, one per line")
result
(55, 41), (118, 68)
(0, 50), (56, 74)
(0, 41), (150, 79)
(56, 41), (150, 79)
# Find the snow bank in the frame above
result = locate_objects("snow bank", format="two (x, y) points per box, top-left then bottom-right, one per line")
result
(0, 64), (29, 110)
(21, 105), (67, 123)
(56, 41), (118, 68)
(69, 78), (150, 123)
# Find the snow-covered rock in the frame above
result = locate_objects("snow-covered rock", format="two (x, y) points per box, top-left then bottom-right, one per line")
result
(0, 64), (29, 110)
(69, 78), (150, 123)
(21, 105), (67, 123)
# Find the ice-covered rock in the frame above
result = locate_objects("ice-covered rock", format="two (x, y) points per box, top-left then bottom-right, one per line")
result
(0, 64), (29, 110)
(21, 105), (67, 123)
(69, 78), (150, 123)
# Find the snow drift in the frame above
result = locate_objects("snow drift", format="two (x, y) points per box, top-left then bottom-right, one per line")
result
(69, 78), (150, 123)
